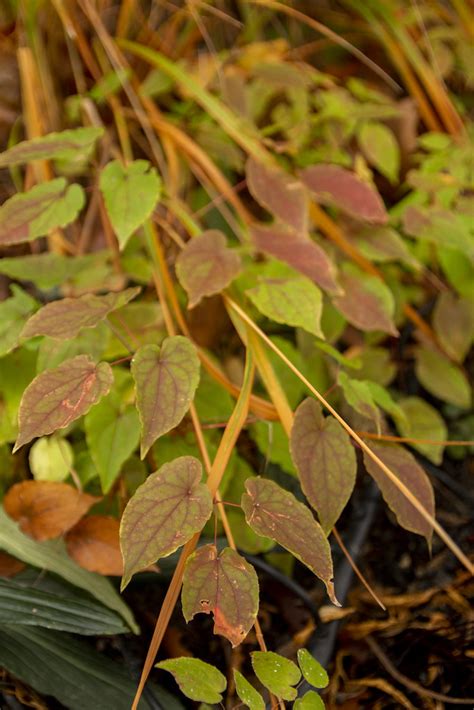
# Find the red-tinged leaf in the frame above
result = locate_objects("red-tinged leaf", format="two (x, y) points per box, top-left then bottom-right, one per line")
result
(65, 516), (123, 576)
(363, 442), (435, 545)
(0, 178), (85, 246)
(402, 206), (474, 261)
(182, 544), (259, 647)
(176, 230), (241, 308)
(432, 291), (474, 363)
(13, 356), (113, 452)
(299, 164), (388, 223)
(290, 398), (356, 533)
(332, 267), (398, 336)
(0, 127), (103, 168)
(250, 223), (339, 294)
(3, 481), (98, 541)
(241, 478), (338, 605)
(131, 337), (200, 458)
(120, 456), (213, 588)
(21, 287), (141, 340)
(246, 156), (308, 233)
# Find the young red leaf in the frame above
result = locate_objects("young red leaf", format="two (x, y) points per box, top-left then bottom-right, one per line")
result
(363, 442), (435, 546)
(0, 178), (85, 246)
(13, 356), (113, 452)
(246, 156), (308, 233)
(250, 223), (340, 294)
(3, 481), (98, 541)
(182, 544), (259, 647)
(120, 456), (213, 588)
(290, 398), (356, 533)
(300, 164), (388, 223)
(131, 336), (200, 458)
(332, 267), (398, 336)
(65, 515), (123, 576)
(21, 287), (140, 340)
(241, 478), (338, 605)
(176, 230), (241, 308)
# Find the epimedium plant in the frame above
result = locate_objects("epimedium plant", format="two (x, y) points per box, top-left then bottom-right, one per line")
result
(0, 5), (473, 708)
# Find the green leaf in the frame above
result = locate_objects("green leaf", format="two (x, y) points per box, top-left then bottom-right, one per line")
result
(432, 291), (474, 362)
(21, 287), (140, 340)
(415, 346), (471, 409)
(437, 246), (474, 297)
(397, 397), (447, 465)
(0, 506), (137, 631)
(0, 178), (85, 245)
(131, 336), (200, 458)
(0, 252), (96, 290)
(297, 649), (329, 688)
(251, 651), (301, 701)
(363, 442), (435, 546)
(294, 690), (325, 709)
(0, 575), (128, 635)
(99, 159), (161, 248)
(0, 348), (37, 445)
(354, 226), (419, 268)
(29, 435), (74, 482)
(182, 545), (259, 647)
(338, 371), (382, 430)
(233, 669), (265, 710)
(241, 478), (338, 605)
(291, 398), (356, 533)
(0, 127), (103, 168)
(176, 230), (242, 308)
(247, 272), (323, 337)
(120, 456), (213, 588)
(358, 122), (400, 183)
(37, 324), (108, 372)
(14, 355), (114, 452)
(224, 509), (275, 555)
(251, 420), (296, 476)
(403, 207), (474, 262)
(0, 286), (37, 357)
(156, 657), (227, 704)
(333, 266), (397, 336)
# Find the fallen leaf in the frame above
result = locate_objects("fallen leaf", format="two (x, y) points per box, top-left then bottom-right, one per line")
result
(65, 516), (123, 576)
(0, 552), (25, 578)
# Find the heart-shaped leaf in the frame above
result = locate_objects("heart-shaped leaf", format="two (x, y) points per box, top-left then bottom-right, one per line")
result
(120, 456), (213, 588)
(332, 267), (398, 336)
(294, 690), (325, 709)
(156, 657), (226, 704)
(251, 651), (301, 701)
(182, 544), (259, 647)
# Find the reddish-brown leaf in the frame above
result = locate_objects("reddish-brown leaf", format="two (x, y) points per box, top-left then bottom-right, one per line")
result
(246, 157), (308, 233)
(332, 267), (398, 336)
(0, 552), (25, 578)
(241, 478), (338, 605)
(300, 164), (388, 223)
(65, 515), (123, 576)
(182, 544), (259, 647)
(13, 356), (113, 452)
(290, 398), (357, 533)
(120, 456), (213, 588)
(21, 287), (140, 340)
(3, 481), (98, 541)
(363, 442), (435, 545)
(432, 291), (474, 363)
(250, 223), (340, 294)
(176, 230), (241, 308)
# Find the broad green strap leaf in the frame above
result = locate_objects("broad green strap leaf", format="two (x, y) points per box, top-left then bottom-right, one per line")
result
(415, 346), (471, 409)
(156, 657), (226, 704)
(397, 397), (447, 465)
(120, 456), (213, 588)
(300, 164), (388, 223)
(246, 156), (308, 233)
(0, 127), (103, 168)
(29, 436), (74, 482)
(297, 649), (329, 689)
(0, 506), (137, 631)
(247, 273), (324, 338)
(294, 690), (325, 709)
(250, 223), (340, 294)
(21, 287), (140, 340)
(0, 178), (85, 246)
(0, 576), (128, 635)
(0, 286), (37, 357)
(176, 230), (241, 308)
(251, 651), (301, 701)
(432, 291), (474, 363)
(233, 669), (265, 710)
(333, 266), (397, 336)
(363, 442), (435, 545)
(291, 398), (356, 533)
(241, 478), (338, 605)
(358, 121), (400, 183)
(131, 336), (200, 458)
(14, 355), (113, 452)
(99, 159), (161, 248)
(182, 544), (259, 647)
